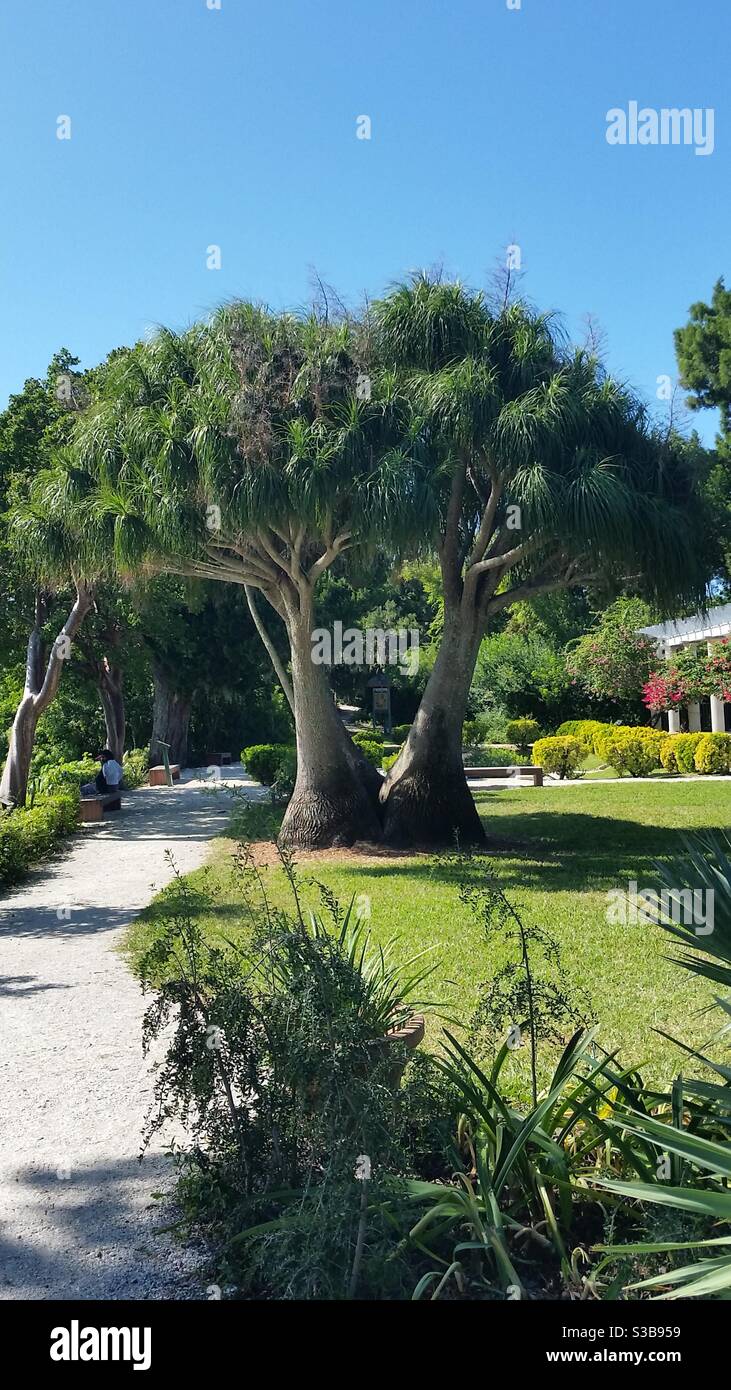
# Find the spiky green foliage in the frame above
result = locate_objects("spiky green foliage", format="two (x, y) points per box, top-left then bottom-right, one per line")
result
(373, 277), (711, 616)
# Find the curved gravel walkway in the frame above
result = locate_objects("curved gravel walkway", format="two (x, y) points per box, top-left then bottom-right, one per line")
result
(0, 767), (263, 1301)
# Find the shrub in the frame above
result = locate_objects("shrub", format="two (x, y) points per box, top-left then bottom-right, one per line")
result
(391, 724), (412, 745)
(138, 850), (438, 1300)
(270, 746), (297, 804)
(462, 719), (484, 747)
(471, 708), (511, 744)
(659, 734), (682, 772)
(353, 739), (383, 768)
(675, 732), (704, 773)
(593, 723), (657, 762)
(532, 736), (583, 779)
(0, 789), (79, 888)
(556, 719), (607, 753)
(505, 718), (540, 756)
(242, 743), (292, 785)
(382, 752), (399, 772)
(122, 748), (149, 789)
(36, 758), (97, 795)
(603, 729), (661, 777)
(660, 732), (703, 774)
(463, 745), (516, 768)
(694, 733), (731, 775)
(352, 728), (384, 749)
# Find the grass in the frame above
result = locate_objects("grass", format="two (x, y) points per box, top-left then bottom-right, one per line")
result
(124, 780), (731, 1091)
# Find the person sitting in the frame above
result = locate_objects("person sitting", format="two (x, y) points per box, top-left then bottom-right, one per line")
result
(81, 750), (124, 797)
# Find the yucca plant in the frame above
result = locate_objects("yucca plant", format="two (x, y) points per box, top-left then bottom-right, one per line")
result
(386, 1028), (656, 1299)
(594, 1111), (731, 1298)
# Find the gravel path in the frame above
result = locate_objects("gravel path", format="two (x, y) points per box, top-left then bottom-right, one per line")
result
(0, 767), (263, 1301)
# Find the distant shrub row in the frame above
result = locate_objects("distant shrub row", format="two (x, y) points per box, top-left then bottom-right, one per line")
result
(545, 723), (731, 778)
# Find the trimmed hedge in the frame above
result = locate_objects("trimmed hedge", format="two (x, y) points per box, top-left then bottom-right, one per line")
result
(382, 752), (400, 772)
(556, 719), (608, 753)
(603, 729), (662, 777)
(242, 743), (293, 785)
(532, 735), (583, 780)
(659, 732), (703, 774)
(694, 732), (731, 774)
(352, 728), (384, 750)
(0, 790), (79, 889)
(391, 724), (412, 745)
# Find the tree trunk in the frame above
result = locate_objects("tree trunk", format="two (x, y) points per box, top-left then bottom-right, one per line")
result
(97, 662), (125, 761)
(380, 606), (486, 847)
(150, 665), (192, 767)
(278, 612), (383, 849)
(0, 584), (93, 809)
(0, 695), (40, 810)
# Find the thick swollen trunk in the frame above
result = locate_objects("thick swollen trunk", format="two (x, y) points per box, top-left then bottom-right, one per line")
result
(380, 611), (486, 848)
(279, 618), (383, 849)
(98, 665), (125, 762)
(0, 696), (39, 810)
(150, 666), (192, 768)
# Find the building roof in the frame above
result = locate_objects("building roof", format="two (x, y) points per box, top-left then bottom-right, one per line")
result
(640, 602), (731, 647)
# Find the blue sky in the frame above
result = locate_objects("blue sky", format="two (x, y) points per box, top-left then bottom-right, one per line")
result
(1, 0), (728, 444)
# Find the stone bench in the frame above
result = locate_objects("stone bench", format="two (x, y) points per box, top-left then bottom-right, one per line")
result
(465, 765), (544, 787)
(78, 792), (122, 823)
(148, 764), (181, 786)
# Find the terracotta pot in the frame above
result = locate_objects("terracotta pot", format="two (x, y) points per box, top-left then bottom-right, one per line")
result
(371, 1011), (425, 1087)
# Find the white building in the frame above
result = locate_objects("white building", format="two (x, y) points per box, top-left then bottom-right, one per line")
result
(640, 602), (731, 734)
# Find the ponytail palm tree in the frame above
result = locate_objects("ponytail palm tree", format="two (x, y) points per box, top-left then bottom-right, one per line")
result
(50, 308), (425, 847)
(374, 276), (710, 846)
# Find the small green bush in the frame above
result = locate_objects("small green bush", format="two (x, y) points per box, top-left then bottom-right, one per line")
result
(506, 718), (541, 755)
(472, 708), (511, 744)
(123, 748), (149, 788)
(462, 719), (483, 747)
(532, 736), (583, 780)
(659, 734), (682, 772)
(382, 752), (399, 772)
(0, 789), (79, 888)
(675, 732), (704, 773)
(352, 728), (384, 750)
(242, 743), (292, 785)
(659, 732), (703, 774)
(694, 733), (731, 775)
(557, 719), (607, 753)
(391, 724), (412, 745)
(354, 739), (383, 768)
(603, 729), (661, 777)
(270, 746), (297, 804)
(463, 745), (517, 768)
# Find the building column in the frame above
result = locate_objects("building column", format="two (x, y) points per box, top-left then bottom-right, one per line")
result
(711, 695), (726, 733)
(708, 641), (726, 732)
(687, 702), (702, 732)
(668, 708), (681, 734)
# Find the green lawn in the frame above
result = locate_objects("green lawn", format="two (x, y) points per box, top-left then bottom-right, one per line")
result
(124, 780), (731, 1090)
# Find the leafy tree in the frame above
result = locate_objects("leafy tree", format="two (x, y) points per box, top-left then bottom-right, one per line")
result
(565, 597), (657, 719)
(374, 276), (710, 845)
(675, 279), (731, 580)
(42, 310), (422, 846)
(0, 353), (97, 807)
